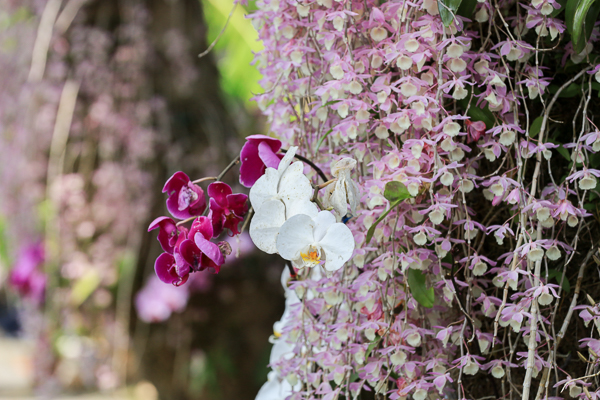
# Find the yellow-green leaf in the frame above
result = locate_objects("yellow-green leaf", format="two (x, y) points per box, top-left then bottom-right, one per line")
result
(407, 268), (434, 308)
(438, 0), (463, 26)
(383, 181), (411, 203)
(70, 270), (101, 306)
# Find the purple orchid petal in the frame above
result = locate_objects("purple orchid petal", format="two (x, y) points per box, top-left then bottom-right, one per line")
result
(163, 172), (206, 219)
(258, 141), (282, 169)
(194, 232), (224, 267)
(223, 213), (245, 236)
(178, 239), (203, 272)
(155, 253), (184, 285)
(207, 182), (233, 207)
(208, 201), (225, 237)
(239, 135), (282, 188)
(148, 216), (179, 253)
(189, 216), (214, 240)
(162, 171), (190, 194)
(226, 193), (249, 216)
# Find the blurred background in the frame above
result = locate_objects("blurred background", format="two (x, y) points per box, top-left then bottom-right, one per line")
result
(0, 0), (285, 399)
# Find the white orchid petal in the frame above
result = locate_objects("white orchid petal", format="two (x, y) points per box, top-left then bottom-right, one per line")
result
(313, 210), (337, 241)
(286, 199), (319, 219)
(250, 200), (287, 254)
(250, 168), (280, 210)
(319, 223), (355, 271)
(279, 164), (314, 212)
(277, 146), (298, 178)
(276, 214), (315, 261)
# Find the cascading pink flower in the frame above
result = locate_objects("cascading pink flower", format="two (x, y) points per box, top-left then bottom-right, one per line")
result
(239, 134), (283, 187)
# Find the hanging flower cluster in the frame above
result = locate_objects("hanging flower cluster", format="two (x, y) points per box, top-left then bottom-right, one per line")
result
(239, 0), (600, 398)
(149, 172), (249, 286)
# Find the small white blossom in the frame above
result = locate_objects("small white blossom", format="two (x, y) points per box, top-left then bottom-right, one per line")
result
(492, 365), (505, 378)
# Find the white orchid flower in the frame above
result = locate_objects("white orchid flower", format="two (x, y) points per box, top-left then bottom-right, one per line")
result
(276, 211), (355, 271)
(324, 157), (360, 216)
(249, 146), (318, 253)
(255, 371), (294, 400)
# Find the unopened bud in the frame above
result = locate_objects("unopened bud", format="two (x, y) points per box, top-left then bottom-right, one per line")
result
(218, 241), (232, 257)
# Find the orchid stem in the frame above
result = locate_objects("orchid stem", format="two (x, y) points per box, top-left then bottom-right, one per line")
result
(177, 156), (241, 226)
(176, 216), (196, 227)
(217, 155), (241, 181)
(240, 207), (254, 234)
(281, 148), (328, 182)
(192, 176), (217, 184)
(317, 179), (337, 190)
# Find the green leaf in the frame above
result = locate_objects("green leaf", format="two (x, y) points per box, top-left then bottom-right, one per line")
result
(529, 116), (544, 138)
(70, 270), (101, 306)
(383, 181), (411, 203)
(438, 0), (463, 27)
(315, 129), (333, 152)
(566, 0), (581, 33)
(569, 0), (600, 54)
(366, 183), (414, 244)
(558, 145), (572, 161)
(407, 268), (434, 308)
(548, 269), (571, 293)
(365, 199), (401, 245)
(202, 0), (263, 104)
(365, 337), (382, 359)
(457, 90), (495, 129)
(548, 83), (582, 98)
(457, 0), (478, 19)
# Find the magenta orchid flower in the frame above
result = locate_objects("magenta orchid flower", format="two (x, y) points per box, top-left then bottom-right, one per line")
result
(163, 171), (206, 220)
(9, 242), (46, 304)
(239, 134), (283, 188)
(148, 216), (188, 254)
(207, 182), (249, 236)
(177, 217), (225, 274)
(154, 217), (226, 286)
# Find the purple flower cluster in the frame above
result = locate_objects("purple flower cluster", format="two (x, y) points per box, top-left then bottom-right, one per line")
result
(149, 172), (250, 286)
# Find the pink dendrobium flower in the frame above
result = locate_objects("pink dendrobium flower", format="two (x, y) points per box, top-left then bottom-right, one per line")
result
(239, 134), (283, 188)
(9, 242), (46, 304)
(162, 171), (206, 220)
(465, 120), (487, 143)
(148, 216), (188, 254)
(207, 182), (249, 236)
